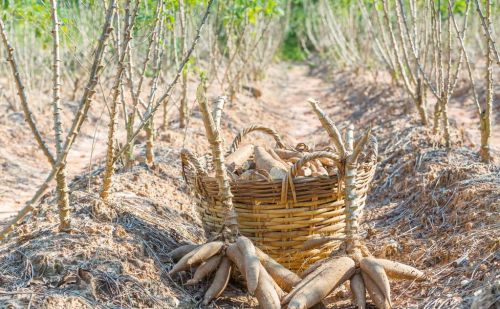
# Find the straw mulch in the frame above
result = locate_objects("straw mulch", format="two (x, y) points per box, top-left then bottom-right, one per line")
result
(360, 125), (499, 308)
(0, 147), (213, 308)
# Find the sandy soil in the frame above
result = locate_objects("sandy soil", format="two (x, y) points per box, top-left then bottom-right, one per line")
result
(0, 97), (113, 225)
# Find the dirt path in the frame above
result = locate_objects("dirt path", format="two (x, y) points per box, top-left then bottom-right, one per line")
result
(0, 121), (111, 227)
(264, 64), (500, 154)
(262, 65), (331, 142)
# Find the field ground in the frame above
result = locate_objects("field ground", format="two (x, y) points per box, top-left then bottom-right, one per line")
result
(0, 63), (499, 308)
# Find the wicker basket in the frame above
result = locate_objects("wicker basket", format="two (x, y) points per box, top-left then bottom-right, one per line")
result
(181, 126), (377, 272)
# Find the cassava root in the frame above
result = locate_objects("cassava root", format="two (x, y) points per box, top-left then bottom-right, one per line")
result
(168, 238), (286, 308)
(285, 250), (424, 309)
(254, 146), (288, 180)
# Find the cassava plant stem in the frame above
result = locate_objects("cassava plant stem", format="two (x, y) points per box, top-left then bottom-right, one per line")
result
(125, 0), (163, 167)
(308, 99), (346, 156)
(212, 96), (226, 131)
(143, 14), (165, 166)
(113, 0), (215, 164)
(474, 0), (500, 65)
(145, 106), (155, 165)
(480, 0), (493, 163)
(50, 0), (71, 231)
(448, 0), (489, 162)
(197, 81), (239, 240)
(395, 0), (428, 125)
(344, 125), (360, 257)
(440, 6), (453, 148)
(101, 0), (139, 201)
(381, 0), (415, 100)
(178, 0), (188, 128)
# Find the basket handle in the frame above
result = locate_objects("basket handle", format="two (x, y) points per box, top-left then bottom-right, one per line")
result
(287, 133), (378, 178)
(287, 133), (378, 175)
(364, 134), (378, 162)
(181, 149), (207, 177)
(282, 135), (378, 204)
(289, 151), (342, 178)
(228, 125), (287, 154)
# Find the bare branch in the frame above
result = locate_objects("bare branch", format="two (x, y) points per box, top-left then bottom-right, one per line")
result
(398, 0), (442, 101)
(394, 0), (416, 85)
(0, 18), (56, 166)
(113, 0), (216, 164)
(212, 96), (226, 131)
(197, 81), (238, 239)
(358, 0), (394, 72)
(0, 0), (117, 241)
(101, 0), (140, 201)
(381, 0), (415, 99)
(449, 0), (481, 116)
(446, 0), (471, 97)
(479, 0), (494, 162)
(474, 0), (500, 65)
(308, 99), (347, 157)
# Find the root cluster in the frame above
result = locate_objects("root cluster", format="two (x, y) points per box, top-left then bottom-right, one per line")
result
(283, 244), (425, 309)
(168, 236), (300, 308)
(169, 238), (424, 308)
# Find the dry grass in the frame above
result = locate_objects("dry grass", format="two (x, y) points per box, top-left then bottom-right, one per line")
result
(0, 146), (205, 308)
(365, 128), (499, 308)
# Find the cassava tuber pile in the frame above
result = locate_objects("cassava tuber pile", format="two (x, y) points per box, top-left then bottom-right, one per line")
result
(284, 248), (425, 309)
(168, 236), (300, 307)
(225, 144), (336, 181)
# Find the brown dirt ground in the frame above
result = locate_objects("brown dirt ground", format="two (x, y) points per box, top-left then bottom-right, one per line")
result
(0, 64), (498, 308)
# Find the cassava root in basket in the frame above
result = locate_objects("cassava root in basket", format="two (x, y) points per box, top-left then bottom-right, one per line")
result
(282, 100), (424, 309)
(225, 144), (255, 172)
(238, 169), (269, 181)
(255, 146), (288, 180)
(225, 144), (335, 181)
(220, 123), (342, 181)
(168, 82), (285, 308)
(267, 147), (289, 166)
